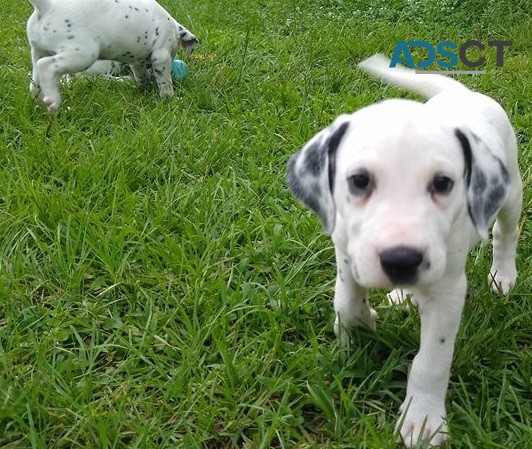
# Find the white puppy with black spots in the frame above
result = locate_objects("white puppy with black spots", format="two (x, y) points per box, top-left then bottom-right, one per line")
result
(26, 0), (198, 112)
(287, 54), (522, 447)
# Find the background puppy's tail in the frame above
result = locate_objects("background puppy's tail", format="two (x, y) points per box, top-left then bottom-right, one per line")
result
(27, 0), (51, 12)
(358, 53), (469, 99)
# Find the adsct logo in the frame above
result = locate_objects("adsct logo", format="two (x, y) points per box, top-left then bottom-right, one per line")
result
(390, 40), (512, 74)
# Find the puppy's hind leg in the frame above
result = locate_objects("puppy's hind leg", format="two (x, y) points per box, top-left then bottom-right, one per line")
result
(36, 48), (97, 112)
(333, 247), (377, 346)
(29, 47), (47, 99)
(490, 182), (522, 294)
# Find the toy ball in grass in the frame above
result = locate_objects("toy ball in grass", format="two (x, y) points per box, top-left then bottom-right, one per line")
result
(171, 59), (189, 79)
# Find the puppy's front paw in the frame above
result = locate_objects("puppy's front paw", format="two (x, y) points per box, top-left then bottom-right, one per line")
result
(155, 77), (174, 98)
(43, 96), (60, 113)
(489, 265), (517, 294)
(397, 397), (448, 447)
(334, 307), (378, 345)
(158, 87), (174, 98)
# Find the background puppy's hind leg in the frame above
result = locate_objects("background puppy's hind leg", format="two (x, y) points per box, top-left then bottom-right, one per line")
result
(490, 184), (522, 293)
(35, 56), (65, 111)
(29, 47), (46, 99)
(36, 49), (97, 111)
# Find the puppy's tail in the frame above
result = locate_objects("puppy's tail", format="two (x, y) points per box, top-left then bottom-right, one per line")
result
(27, 0), (51, 12)
(358, 53), (469, 99)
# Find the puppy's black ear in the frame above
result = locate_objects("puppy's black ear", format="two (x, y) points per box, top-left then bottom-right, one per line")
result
(287, 116), (350, 235)
(455, 128), (510, 238)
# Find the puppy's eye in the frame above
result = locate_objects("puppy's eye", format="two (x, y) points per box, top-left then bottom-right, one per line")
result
(430, 175), (454, 195)
(348, 170), (373, 195)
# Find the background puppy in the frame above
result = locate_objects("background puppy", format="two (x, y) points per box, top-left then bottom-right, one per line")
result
(26, 0), (198, 112)
(287, 54), (522, 447)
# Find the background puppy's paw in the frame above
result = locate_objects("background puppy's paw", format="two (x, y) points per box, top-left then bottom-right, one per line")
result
(29, 82), (40, 99)
(387, 289), (418, 308)
(334, 308), (378, 345)
(387, 288), (408, 305)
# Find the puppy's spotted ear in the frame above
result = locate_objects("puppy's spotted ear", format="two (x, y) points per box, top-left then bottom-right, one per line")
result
(455, 128), (510, 239)
(287, 116), (350, 235)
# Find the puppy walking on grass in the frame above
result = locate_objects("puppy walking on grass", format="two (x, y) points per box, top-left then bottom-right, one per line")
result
(26, 0), (198, 112)
(287, 54), (522, 447)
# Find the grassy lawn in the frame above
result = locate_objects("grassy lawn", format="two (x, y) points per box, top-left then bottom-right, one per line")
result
(0, 0), (530, 447)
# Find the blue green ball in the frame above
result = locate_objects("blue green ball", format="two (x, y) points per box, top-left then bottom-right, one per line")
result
(171, 59), (189, 79)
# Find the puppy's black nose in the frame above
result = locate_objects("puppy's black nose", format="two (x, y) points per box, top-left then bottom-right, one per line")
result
(379, 246), (423, 284)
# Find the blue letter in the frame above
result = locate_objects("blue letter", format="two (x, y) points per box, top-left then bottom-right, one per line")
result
(436, 41), (458, 68)
(409, 41), (436, 69)
(390, 40), (415, 68)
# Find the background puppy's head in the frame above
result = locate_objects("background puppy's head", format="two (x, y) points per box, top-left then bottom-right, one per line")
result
(173, 21), (199, 55)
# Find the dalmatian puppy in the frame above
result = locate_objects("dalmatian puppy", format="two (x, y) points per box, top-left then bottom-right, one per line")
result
(287, 54), (522, 447)
(26, 0), (198, 112)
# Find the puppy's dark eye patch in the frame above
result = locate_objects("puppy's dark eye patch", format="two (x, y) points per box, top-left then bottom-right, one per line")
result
(348, 169), (374, 195)
(429, 175), (454, 195)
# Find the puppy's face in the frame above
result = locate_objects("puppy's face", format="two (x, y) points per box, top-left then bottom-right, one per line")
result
(334, 117), (467, 287)
(288, 100), (510, 288)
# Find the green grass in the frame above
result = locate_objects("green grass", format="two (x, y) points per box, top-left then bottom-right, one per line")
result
(0, 0), (531, 447)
